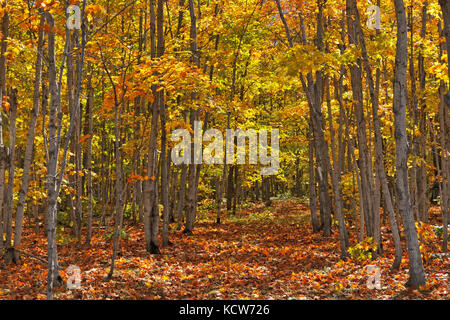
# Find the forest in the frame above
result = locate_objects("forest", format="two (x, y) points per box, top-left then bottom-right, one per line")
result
(0, 0), (448, 301)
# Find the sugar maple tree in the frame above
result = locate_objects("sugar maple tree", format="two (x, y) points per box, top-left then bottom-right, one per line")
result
(0, 0), (448, 300)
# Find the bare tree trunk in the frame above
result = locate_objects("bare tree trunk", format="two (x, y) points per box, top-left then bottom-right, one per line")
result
(438, 0), (450, 253)
(439, 83), (450, 253)
(45, 11), (63, 299)
(144, 0), (161, 253)
(307, 122), (320, 233)
(326, 79), (348, 257)
(67, 29), (81, 242)
(346, 0), (376, 242)
(176, 149), (187, 228)
(407, 5), (420, 223)
(0, 0), (9, 253)
(40, 70), (49, 236)
(192, 116), (208, 226)
(4, 88), (17, 263)
(291, 3), (333, 237)
(106, 99), (124, 279)
(168, 165), (177, 223)
(417, 2), (429, 223)
(161, 94), (170, 246)
(344, 108), (365, 242)
(393, 0), (426, 288)
(184, 0), (200, 234)
(217, 113), (230, 224)
(86, 65), (94, 244)
(46, 0), (87, 296)
(184, 111), (197, 234)
(12, 13), (45, 256)
(226, 165), (235, 212)
(350, 0), (402, 267)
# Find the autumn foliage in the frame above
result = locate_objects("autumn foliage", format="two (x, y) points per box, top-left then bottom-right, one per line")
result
(0, 0), (449, 300)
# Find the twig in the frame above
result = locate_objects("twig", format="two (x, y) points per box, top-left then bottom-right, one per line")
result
(17, 250), (65, 270)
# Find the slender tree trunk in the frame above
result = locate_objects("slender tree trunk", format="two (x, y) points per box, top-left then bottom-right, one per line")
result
(144, 0), (162, 253)
(227, 165), (235, 212)
(176, 135), (188, 229)
(161, 95), (170, 246)
(438, 82), (450, 253)
(346, 0), (376, 241)
(45, 12), (63, 299)
(86, 66), (94, 244)
(107, 99), (124, 279)
(184, 111), (197, 234)
(326, 79), (348, 257)
(184, 0), (200, 234)
(438, 0), (450, 253)
(417, 2), (428, 223)
(350, 0), (402, 267)
(308, 122), (320, 233)
(0, 0), (9, 253)
(168, 165), (177, 223)
(294, 4), (332, 237)
(393, 0), (426, 288)
(4, 88), (17, 263)
(12, 13), (45, 256)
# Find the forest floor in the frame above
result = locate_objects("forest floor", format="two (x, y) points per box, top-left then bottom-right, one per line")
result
(0, 199), (448, 300)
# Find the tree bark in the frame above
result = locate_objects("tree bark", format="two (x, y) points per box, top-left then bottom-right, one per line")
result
(4, 88), (17, 264)
(184, 0), (201, 234)
(438, 0), (450, 253)
(12, 13), (45, 256)
(326, 78), (348, 257)
(393, 0), (426, 288)
(350, 0), (402, 267)
(45, 11), (64, 299)
(0, 0), (9, 253)
(86, 65), (94, 244)
(346, 0), (376, 242)
(144, 0), (162, 253)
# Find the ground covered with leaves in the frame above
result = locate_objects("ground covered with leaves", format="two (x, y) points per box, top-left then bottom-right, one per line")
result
(0, 199), (448, 300)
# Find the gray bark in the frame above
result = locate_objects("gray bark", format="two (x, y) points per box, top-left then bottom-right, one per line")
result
(393, 0), (426, 288)
(13, 13), (45, 255)
(0, 0), (9, 252)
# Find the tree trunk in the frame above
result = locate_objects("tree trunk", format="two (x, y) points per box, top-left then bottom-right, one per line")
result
(161, 95), (170, 246)
(4, 88), (18, 264)
(0, 0), (9, 253)
(45, 12), (63, 299)
(86, 65), (94, 244)
(393, 0), (426, 288)
(184, 0), (201, 234)
(346, 0), (376, 241)
(417, 2), (429, 223)
(12, 13), (45, 256)
(107, 98), (124, 279)
(143, 0), (161, 254)
(326, 78), (348, 257)
(308, 122), (320, 233)
(438, 0), (450, 254)
(350, 0), (402, 267)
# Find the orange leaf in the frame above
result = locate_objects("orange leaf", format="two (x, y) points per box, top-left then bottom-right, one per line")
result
(78, 134), (92, 144)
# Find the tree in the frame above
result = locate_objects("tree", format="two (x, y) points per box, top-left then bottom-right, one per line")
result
(438, 0), (450, 254)
(393, 0), (426, 289)
(12, 12), (46, 260)
(0, 0), (9, 254)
